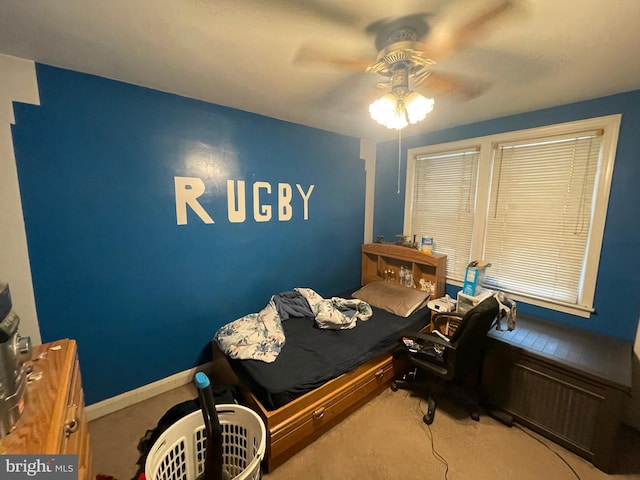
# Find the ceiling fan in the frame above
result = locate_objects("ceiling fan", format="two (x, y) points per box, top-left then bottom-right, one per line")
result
(294, 0), (520, 129)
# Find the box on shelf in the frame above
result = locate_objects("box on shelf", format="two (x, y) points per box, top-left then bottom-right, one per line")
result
(462, 261), (490, 296)
(421, 237), (434, 254)
(457, 288), (494, 315)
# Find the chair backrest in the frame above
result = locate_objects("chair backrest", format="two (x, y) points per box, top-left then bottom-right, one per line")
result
(448, 296), (500, 377)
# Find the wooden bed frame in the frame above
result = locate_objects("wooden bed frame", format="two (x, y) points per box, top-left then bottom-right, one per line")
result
(211, 343), (409, 471)
(211, 243), (446, 472)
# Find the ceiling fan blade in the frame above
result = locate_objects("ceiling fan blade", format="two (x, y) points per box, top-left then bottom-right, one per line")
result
(247, 0), (362, 29)
(293, 44), (372, 71)
(309, 74), (384, 114)
(414, 71), (489, 100)
(421, 0), (519, 60)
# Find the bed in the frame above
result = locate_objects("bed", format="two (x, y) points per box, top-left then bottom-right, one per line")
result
(211, 243), (446, 471)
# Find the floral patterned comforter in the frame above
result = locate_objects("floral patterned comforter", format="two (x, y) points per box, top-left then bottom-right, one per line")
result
(214, 288), (372, 363)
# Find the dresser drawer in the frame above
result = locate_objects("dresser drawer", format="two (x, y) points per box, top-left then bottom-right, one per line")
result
(61, 360), (84, 454)
(62, 359), (91, 480)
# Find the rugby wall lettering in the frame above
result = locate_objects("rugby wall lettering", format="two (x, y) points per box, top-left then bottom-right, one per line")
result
(175, 176), (315, 225)
(11, 63), (364, 404)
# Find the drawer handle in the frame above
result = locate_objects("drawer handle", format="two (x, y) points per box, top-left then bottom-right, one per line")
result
(65, 404), (79, 437)
(374, 369), (385, 379)
(64, 417), (79, 436)
(312, 407), (325, 420)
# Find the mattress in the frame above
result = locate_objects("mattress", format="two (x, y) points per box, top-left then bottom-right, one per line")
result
(227, 291), (431, 410)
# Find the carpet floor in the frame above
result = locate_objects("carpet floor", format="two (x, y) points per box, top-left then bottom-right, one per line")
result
(89, 383), (640, 480)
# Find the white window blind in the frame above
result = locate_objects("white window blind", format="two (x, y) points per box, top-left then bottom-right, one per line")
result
(405, 114), (620, 317)
(411, 148), (480, 280)
(484, 131), (602, 306)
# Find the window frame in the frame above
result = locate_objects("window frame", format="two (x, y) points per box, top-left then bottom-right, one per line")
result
(404, 114), (621, 318)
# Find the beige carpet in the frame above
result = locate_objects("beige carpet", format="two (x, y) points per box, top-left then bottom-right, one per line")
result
(89, 384), (640, 480)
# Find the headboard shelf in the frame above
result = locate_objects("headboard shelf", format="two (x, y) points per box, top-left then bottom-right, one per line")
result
(361, 243), (447, 298)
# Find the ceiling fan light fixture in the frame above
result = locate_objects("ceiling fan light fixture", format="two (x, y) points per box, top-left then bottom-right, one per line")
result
(369, 91), (434, 130)
(405, 91), (434, 124)
(369, 93), (408, 130)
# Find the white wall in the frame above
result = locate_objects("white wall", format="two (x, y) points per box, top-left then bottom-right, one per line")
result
(0, 53), (41, 345)
(360, 139), (376, 244)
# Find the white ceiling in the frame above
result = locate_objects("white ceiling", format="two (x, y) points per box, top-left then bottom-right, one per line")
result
(1, 0), (639, 142)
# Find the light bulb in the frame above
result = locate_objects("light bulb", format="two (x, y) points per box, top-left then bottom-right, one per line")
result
(369, 93), (408, 130)
(369, 91), (433, 130)
(404, 92), (434, 124)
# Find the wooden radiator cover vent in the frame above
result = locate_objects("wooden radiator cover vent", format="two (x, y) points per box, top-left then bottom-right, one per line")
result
(501, 364), (601, 450)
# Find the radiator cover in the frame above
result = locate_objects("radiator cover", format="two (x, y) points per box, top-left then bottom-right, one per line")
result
(498, 362), (601, 448)
(481, 340), (626, 473)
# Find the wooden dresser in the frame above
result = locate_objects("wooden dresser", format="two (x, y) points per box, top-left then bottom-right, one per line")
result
(0, 339), (92, 479)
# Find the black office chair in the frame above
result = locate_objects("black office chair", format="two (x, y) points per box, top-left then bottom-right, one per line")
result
(391, 296), (500, 425)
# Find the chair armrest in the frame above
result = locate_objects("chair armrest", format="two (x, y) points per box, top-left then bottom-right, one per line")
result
(431, 312), (464, 336)
(431, 312), (464, 322)
(400, 330), (458, 350)
(399, 331), (458, 380)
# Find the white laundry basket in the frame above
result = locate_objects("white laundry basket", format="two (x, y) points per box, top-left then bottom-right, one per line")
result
(145, 404), (266, 480)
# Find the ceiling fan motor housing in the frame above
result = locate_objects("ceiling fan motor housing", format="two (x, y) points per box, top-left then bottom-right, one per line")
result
(386, 26), (419, 44)
(368, 41), (436, 80)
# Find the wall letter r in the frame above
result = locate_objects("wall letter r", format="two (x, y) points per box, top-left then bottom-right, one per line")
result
(174, 176), (214, 225)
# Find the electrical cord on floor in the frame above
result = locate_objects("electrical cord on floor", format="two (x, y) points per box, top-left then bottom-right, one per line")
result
(514, 424), (581, 480)
(417, 396), (449, 480)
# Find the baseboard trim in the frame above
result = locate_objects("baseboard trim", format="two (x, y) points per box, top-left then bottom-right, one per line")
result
(86, 362), (212, 421)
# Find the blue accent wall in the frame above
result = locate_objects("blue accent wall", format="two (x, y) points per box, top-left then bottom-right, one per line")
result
(375, 90), (640, 343)
(11, 64), (364, 404)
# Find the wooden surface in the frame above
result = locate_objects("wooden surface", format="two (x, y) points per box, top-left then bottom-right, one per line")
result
(361, 243), (447, 298)
(487, 314), (632, 391)
(482, 317), (632, 473)
(0, 339), (92, 479)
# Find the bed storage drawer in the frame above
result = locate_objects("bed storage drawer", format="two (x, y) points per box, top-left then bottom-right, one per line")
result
(269, 376), (358, 461)
(354, 358), (396, 393)
(258, 351), (406, 471)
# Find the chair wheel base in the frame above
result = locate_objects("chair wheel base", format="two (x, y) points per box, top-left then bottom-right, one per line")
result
(423, 398), (436, 425)
(423, 412), (434, 425)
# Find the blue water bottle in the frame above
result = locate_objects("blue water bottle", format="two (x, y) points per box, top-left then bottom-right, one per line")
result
(194, 372), (224, 480)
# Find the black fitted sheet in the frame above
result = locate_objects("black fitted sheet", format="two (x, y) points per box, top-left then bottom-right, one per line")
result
(227, 290), (431, 410)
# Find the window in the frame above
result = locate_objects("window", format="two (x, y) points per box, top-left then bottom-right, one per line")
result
(404, 115), (621, 317)
(409, 147), (480, 280)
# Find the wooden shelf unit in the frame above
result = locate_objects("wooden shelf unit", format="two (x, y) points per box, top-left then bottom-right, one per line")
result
(361, 243), (447, 298)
